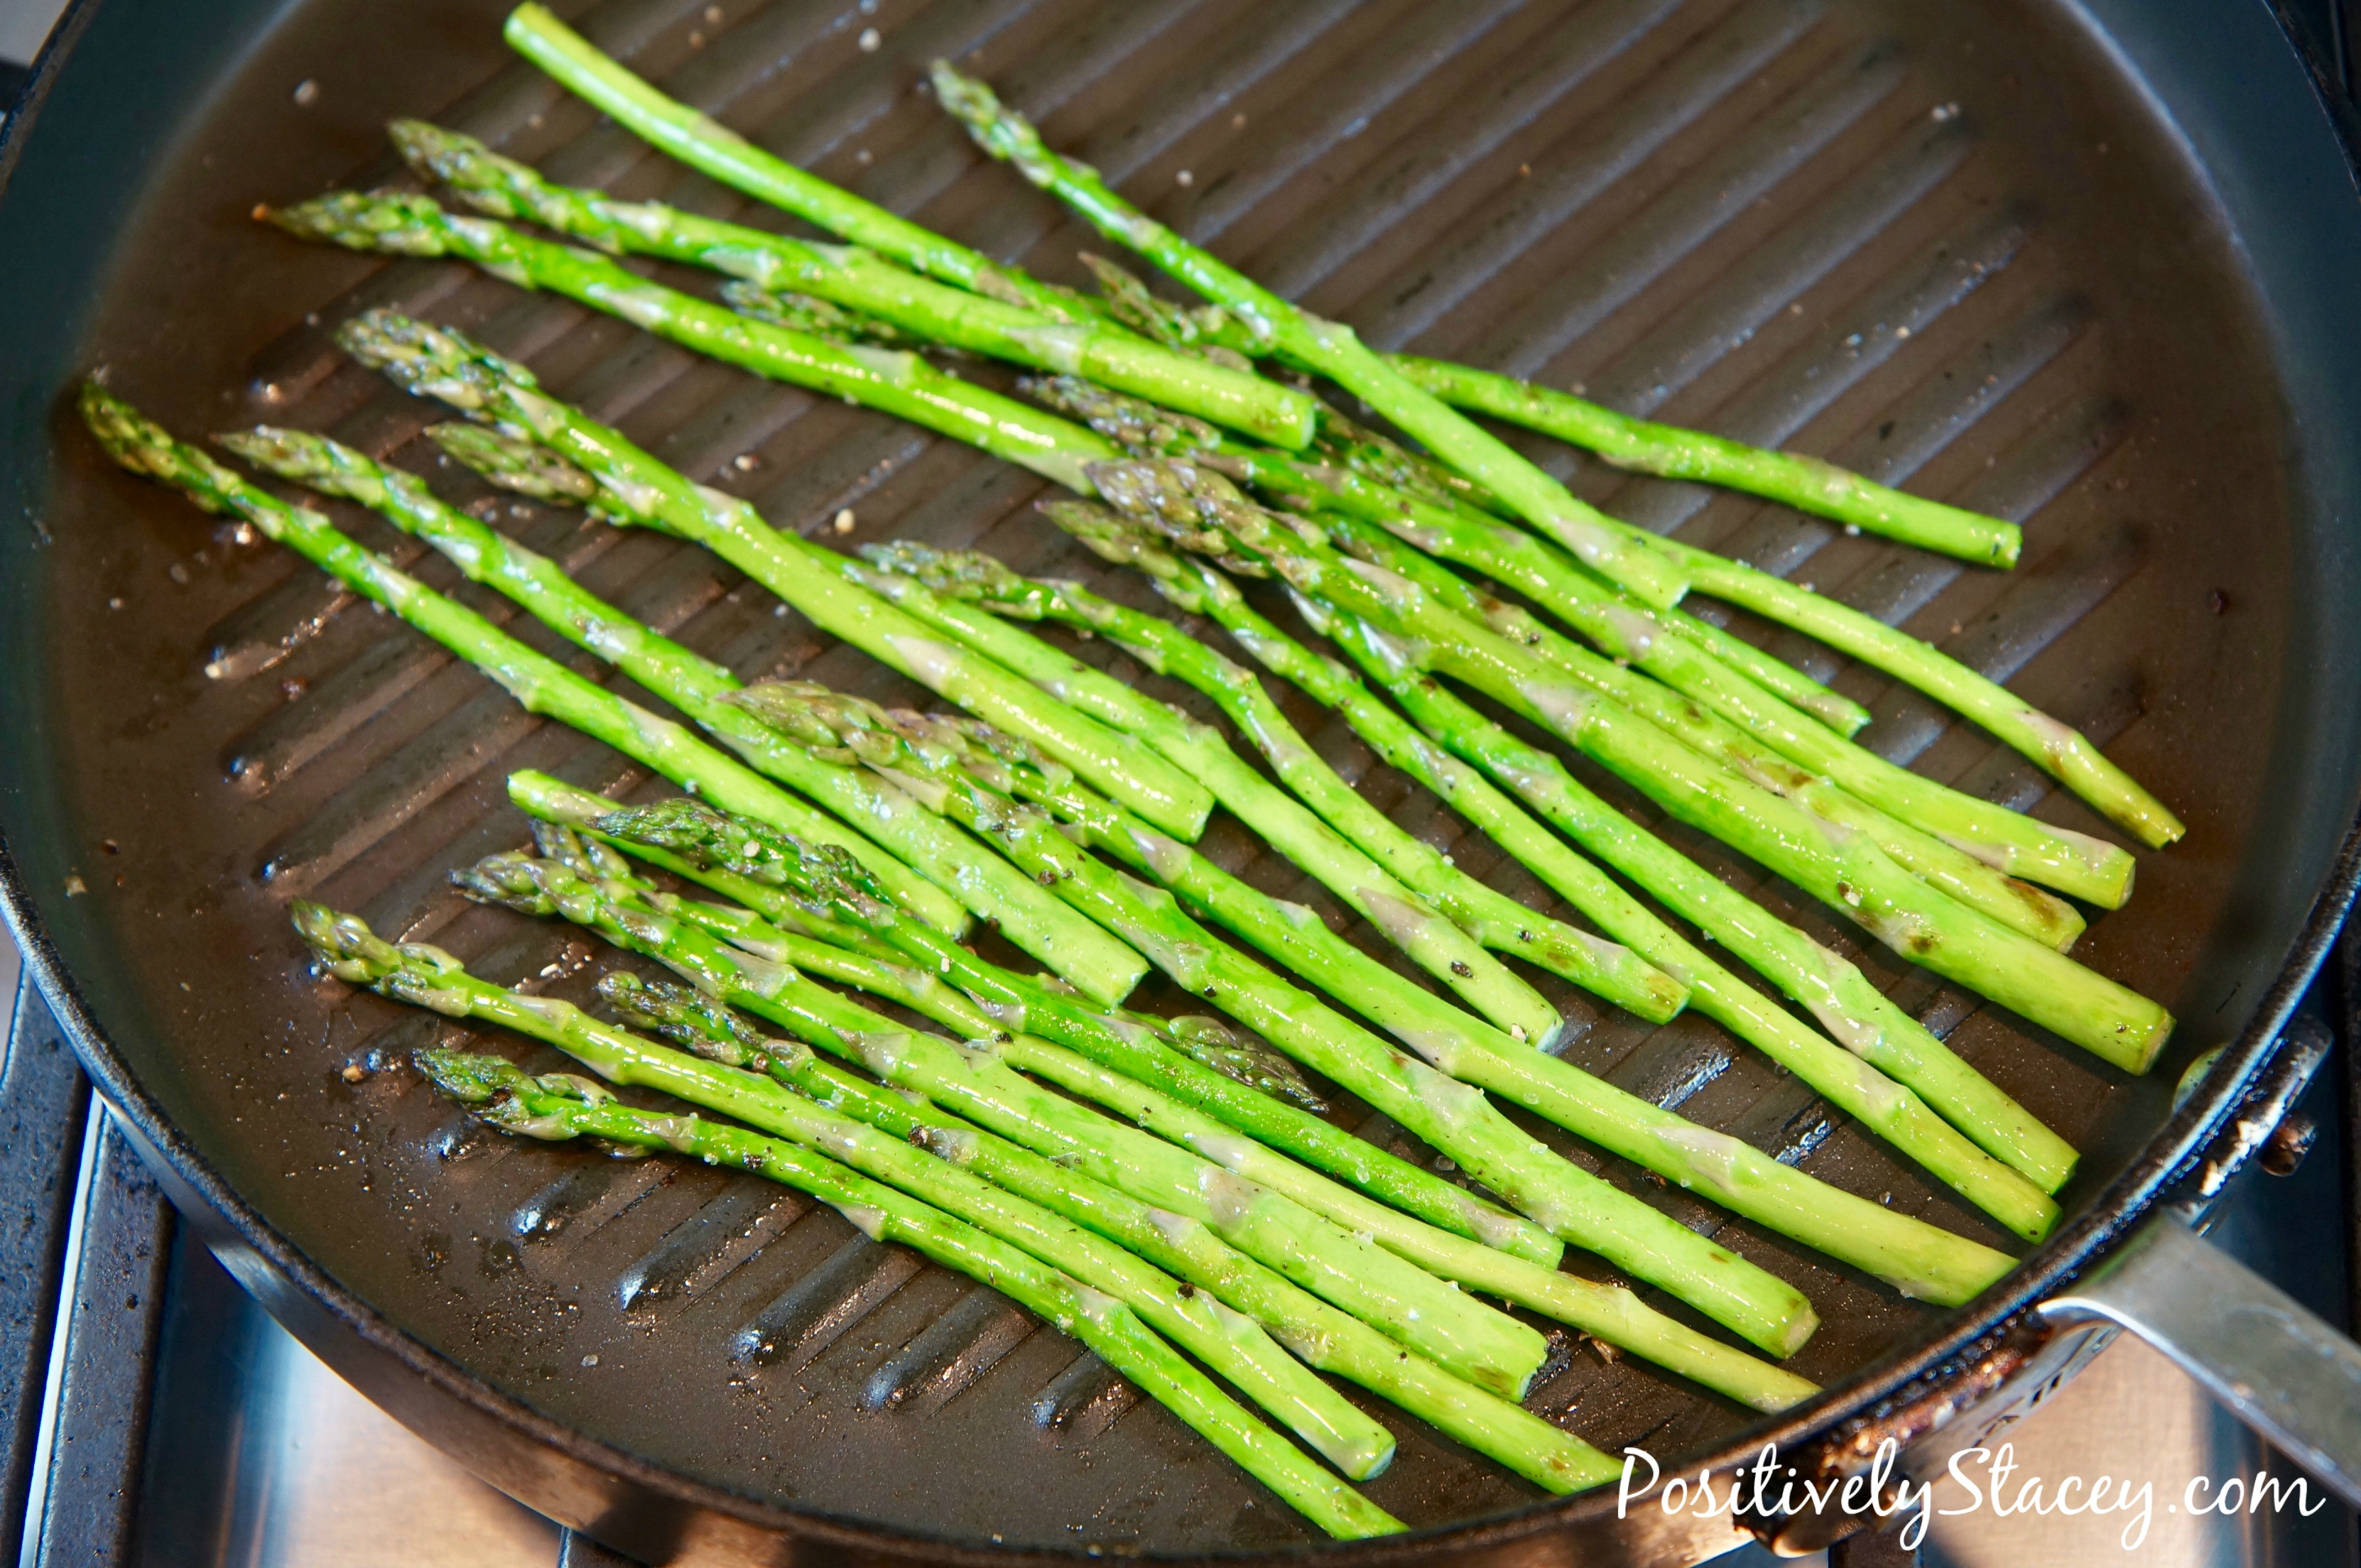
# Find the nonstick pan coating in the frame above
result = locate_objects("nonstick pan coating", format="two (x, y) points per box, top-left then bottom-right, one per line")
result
(4, 0), (2360, 1557)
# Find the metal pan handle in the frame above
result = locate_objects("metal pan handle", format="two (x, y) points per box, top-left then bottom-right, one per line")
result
(2036, 1011), (2361, 1511)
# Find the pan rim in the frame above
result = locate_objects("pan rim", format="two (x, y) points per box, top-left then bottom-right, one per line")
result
(1, 0), (2357, 1557)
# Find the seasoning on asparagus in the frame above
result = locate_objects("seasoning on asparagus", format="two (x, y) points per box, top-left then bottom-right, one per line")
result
(300, 903), (1401, 1488)
(708, 682), (2012, 1309)
(1087, 457), (2090, 949)
(602, 960), (1817, 1414)
(1022, 371), (1875, 741)
(509, 743), (1820, 1352)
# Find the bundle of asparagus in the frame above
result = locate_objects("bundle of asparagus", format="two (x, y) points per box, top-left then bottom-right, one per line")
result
(70, 0), (2212, 1529)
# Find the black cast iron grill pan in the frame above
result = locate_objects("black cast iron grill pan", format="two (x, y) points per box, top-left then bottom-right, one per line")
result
(4, 0), (2360, 1560)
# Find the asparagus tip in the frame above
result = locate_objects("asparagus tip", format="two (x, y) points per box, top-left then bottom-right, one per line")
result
(429, 420), (599, 502)
(264, 189), (453, 257)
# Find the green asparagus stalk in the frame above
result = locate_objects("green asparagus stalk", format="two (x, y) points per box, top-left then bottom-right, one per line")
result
(1023, 372), (1874, 740)
(516, 751), (1820, 1353)
(450, 851), (1551, 1398)
(717, 283), (930, 348)
(710, 685), (2004, 1314)
(1313, 511), (2107, 932)
(314, 307), (1212, 840)
(300, 906), (1398, 1488)
(604, 965), (1815, 1413)
(1091, 458), (2088, 951)
(372, 317), (1561, 1048)
(1649, 537), (2186, 847)
(388, 119), (1318, 450)
(1041, 501), (2066, 1236)
(568, 982), (1622, 1492)
(1394, 358), (2021, 565)
(504, 771), (1569, 1269)
(862, 540), (1688, 1024)
(1117, 459), (2176, 1074)
(1301, 486), (2132, 909)
(502, 4), (1106, 320)
(75, 381), (982, 931)
(219, 423), (1144, 1003)
(496, 9), (2171, 840)
(264, 194), (1109, 487)
(927, 64), (1685, 611)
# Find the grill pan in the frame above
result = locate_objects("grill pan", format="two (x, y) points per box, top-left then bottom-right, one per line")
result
(3, 0), (2361, 1560)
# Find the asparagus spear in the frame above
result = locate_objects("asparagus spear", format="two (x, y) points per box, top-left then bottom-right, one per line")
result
(450, 849), (1551, 1398)
(1024, 372), (1874, 740)
(219, 423), (1145, 1003)
(1039, 501), (2066, 1235)
(1313, 511), (2106, 932)
(1651, 537), (2186, 848)
(604, 966), (1815, 1414)
(862, 540), (1688, 1024)
(311, 307), (1212, 840)
(1119, 459), (2176, 1074)
(502, 4), (1105, 321)
(927, 65), (1683, 611)
(504, 772), (1567, 1268)
(1394, 359), (2021, 565)
(496, 9), (2172, 841)
(300, 905), (1398, 1487)
(76, 381), (984, 934)
(388, 119), (1319, 450)
(509, 752), (1819, 1352)
(374, 317), (1560, 1047)
(716, 687), (2012, 1310)
(1298, 484), (2132, 909)
(1090, 458), (2088, 951)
